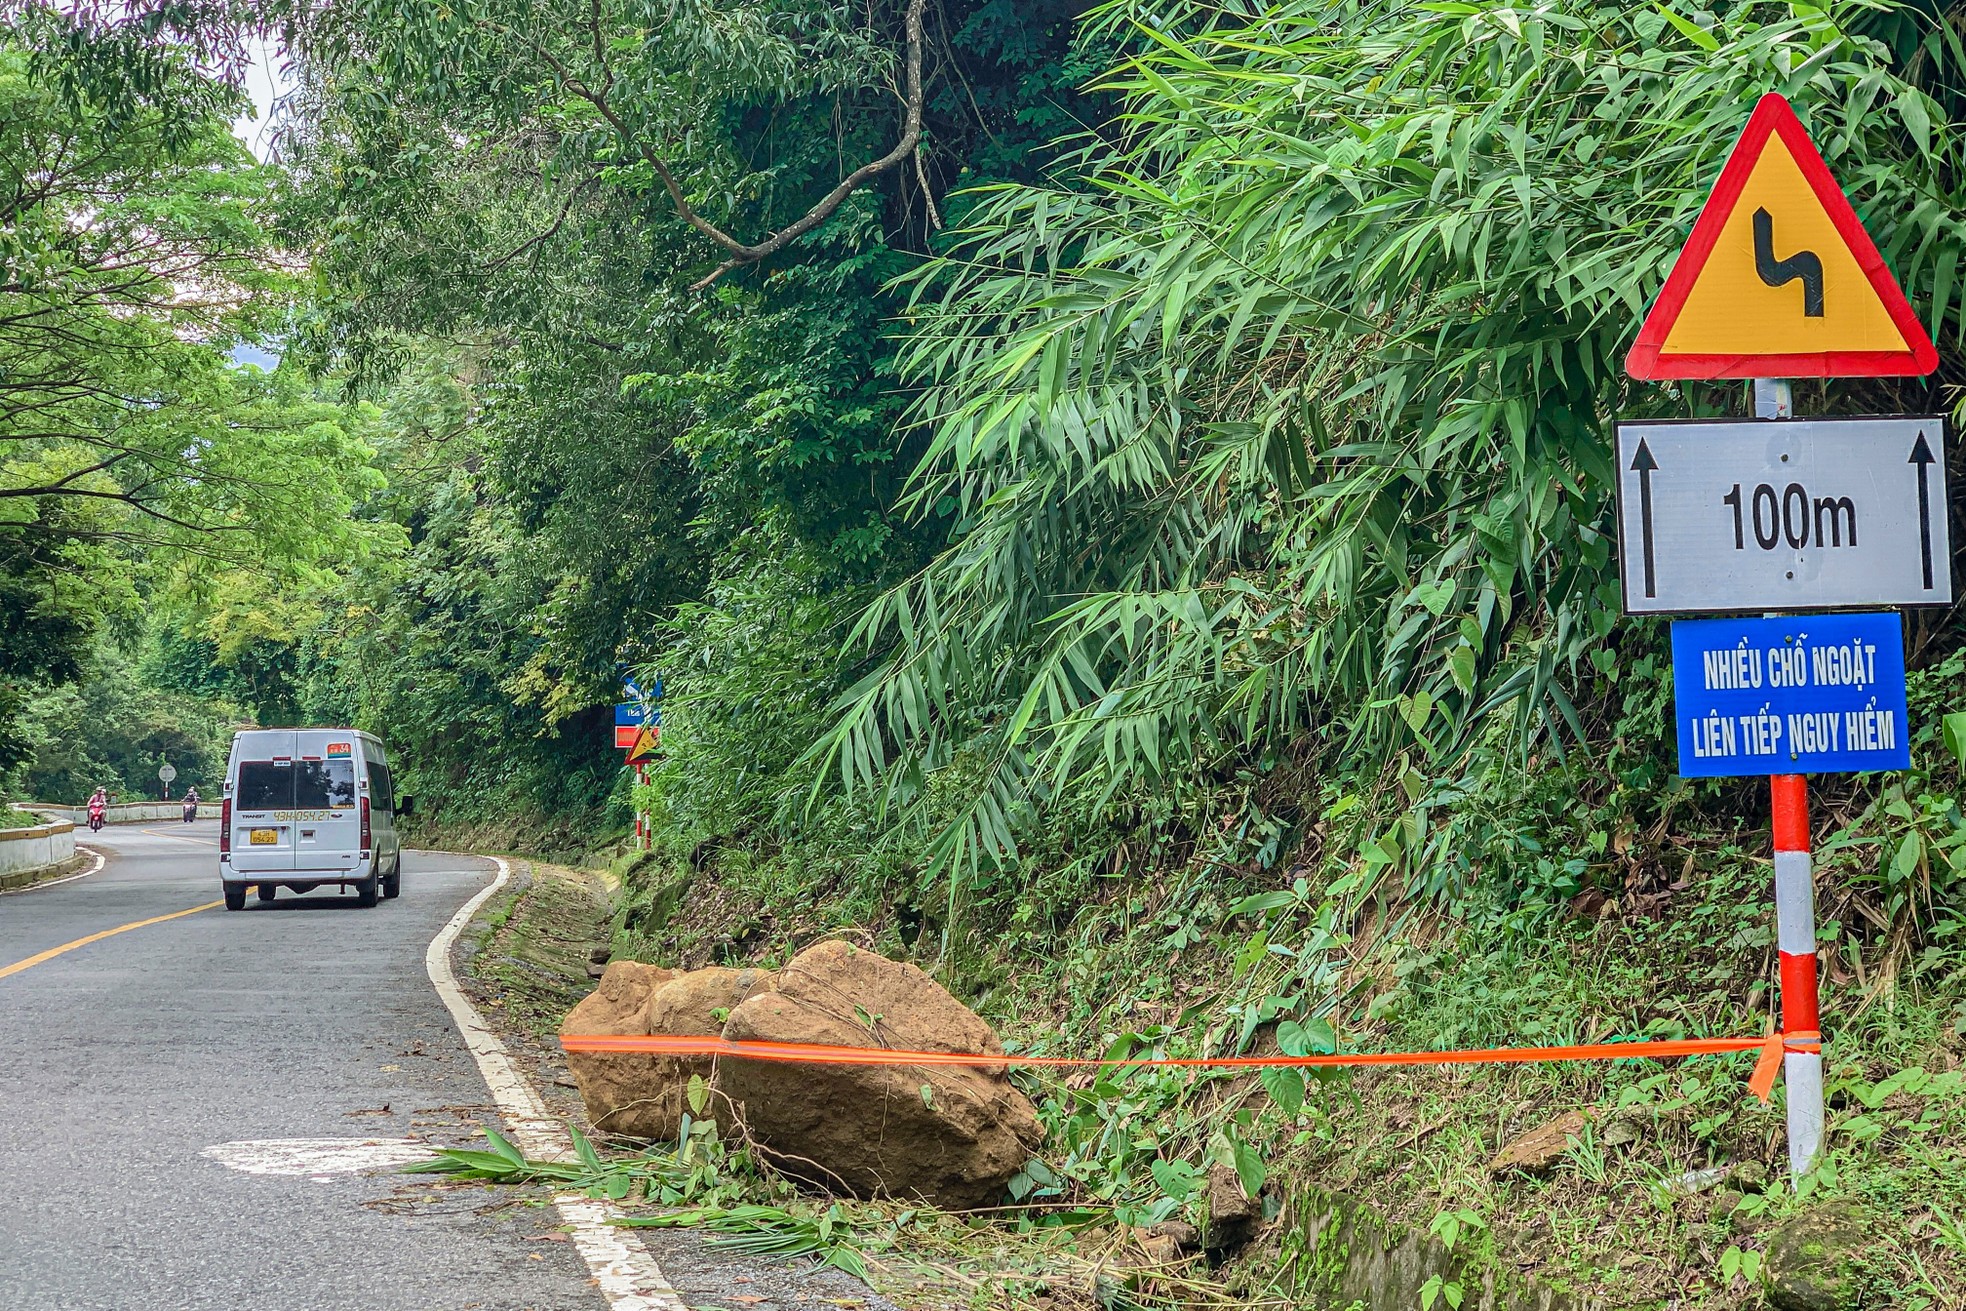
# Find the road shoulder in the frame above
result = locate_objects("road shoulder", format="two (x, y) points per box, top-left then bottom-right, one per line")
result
(451, 855), (611, 1123)
(425, 853), (687, 1311)
(444, 854), (909, 1311)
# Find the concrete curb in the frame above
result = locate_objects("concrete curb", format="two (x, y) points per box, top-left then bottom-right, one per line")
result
(0, 849), (100, 895)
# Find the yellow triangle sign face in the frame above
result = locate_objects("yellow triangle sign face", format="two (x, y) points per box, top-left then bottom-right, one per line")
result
(625, 724), (660, 764)
(1627, 95), (1936, 379)
(1661, 132), (1907, 355)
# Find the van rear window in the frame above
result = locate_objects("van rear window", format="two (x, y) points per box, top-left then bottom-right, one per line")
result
(236, 760), (357, 810)
(236, 762), (291, 810)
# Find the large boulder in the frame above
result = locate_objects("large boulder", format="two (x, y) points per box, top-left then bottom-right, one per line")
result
(716, 941), (1044, 1210)
(560, 960), (680, 1139)
(639, 966), (778, 1138)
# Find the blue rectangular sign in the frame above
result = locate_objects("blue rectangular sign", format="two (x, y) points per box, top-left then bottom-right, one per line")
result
(615, 704), (662, 727)
(1671, 613), (1908, 778)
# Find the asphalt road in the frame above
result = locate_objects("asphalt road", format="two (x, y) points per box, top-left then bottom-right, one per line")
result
(0, 825), (602, 1311)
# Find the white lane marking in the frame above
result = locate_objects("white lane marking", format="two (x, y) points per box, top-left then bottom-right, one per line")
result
(202, 1138), (435, 1176)
(425, 857), (686, 1311)
(0, 846), (106, 897)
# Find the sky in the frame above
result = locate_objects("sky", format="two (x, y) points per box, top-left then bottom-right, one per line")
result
(230, 36), (287, 163)
(229, 38), (288, 369)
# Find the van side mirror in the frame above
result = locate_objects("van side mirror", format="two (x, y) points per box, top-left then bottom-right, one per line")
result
(395, 795), (414, 818)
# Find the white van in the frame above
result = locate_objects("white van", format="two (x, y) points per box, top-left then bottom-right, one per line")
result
(218, 728), (412, 911)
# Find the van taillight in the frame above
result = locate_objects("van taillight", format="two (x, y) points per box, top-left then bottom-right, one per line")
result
(220, 799), (231, 854)
(360, 796), (371, 852)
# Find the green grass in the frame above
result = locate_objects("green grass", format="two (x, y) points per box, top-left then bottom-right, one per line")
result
(1249, 911), (1966, 1305)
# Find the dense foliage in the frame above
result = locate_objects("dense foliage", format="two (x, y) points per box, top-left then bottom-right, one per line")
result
(24, 0), (1966, 902)
(209, 0), (1102, 829)
(15, 629), (249, 802)
(0, 9), (382, 794)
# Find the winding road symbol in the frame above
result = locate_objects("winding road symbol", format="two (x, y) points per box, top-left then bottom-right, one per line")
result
(1624, 94), (1938, 379)
(1752, 208), (1824, 317)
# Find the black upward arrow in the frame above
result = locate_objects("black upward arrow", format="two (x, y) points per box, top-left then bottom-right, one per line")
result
(1630, 438), (1659, 598)
(1911, 430), (1937, 590)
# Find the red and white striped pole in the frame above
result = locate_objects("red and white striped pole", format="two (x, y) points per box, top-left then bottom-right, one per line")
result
(1752, 380), (1822, 1182)
(636, 763), (650, 851)
(1771, 772), (1823, 1179)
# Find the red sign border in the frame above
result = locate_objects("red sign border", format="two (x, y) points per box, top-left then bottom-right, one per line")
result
(1625, 93), (1938, 380)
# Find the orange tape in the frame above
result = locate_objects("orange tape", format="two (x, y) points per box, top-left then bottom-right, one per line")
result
(1747, 1026), (1823, 1102)
(560, 1031), (1813, 1102)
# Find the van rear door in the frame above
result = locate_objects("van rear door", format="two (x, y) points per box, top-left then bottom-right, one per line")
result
(292, 733), (362, 868)
(231, 731), (298, 873)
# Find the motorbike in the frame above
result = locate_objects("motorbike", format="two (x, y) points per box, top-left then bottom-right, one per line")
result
(86, 805), (105, 832)
(182, 800), (198, 824)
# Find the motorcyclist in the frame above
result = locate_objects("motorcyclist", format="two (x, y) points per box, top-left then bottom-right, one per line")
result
(181, 786), (199, 824)
(86, 787), (107, 832)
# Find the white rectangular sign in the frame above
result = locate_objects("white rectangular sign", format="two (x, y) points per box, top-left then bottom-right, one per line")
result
(1616, 416), (1951, 614)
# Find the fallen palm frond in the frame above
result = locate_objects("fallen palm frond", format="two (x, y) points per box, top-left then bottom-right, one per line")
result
(405, 1117), (755, 1204)
(405, 1128), (589, 1184)
(403, 1123), (1277, 1307)
(619, 1202), (871, 1280)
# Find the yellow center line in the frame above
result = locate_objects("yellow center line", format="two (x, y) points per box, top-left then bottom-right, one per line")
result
(0, 901), (223, 981)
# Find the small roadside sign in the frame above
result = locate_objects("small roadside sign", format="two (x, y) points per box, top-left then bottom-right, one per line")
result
(1615, 416), (1950, 614)
(624, 724), (660, 765)
(614, 672), (661, 747)
(157, 764), (177, 784)
(1671, 613), (1908, 777)
(1625, 94), (1937, 379)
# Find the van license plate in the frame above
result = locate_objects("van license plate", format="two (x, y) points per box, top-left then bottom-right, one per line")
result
(249, 829), (278, 845)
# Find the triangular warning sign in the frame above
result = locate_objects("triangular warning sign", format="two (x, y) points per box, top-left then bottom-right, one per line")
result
(1626, 94), (1937, 379)
(625, 724), (660, 765)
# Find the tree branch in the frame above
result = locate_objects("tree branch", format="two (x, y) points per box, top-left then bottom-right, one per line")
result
(0, 483), (238, 534)
(480, 174), (601, 270)
(532, 0), (927, 291)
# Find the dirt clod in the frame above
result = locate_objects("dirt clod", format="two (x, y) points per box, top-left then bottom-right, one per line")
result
(1203, 1162), (1261, 1253)
(1487, 1109), (1591, 1175)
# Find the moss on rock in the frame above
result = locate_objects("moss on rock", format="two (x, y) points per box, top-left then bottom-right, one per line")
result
(1763, 1204), (1872, 1311)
